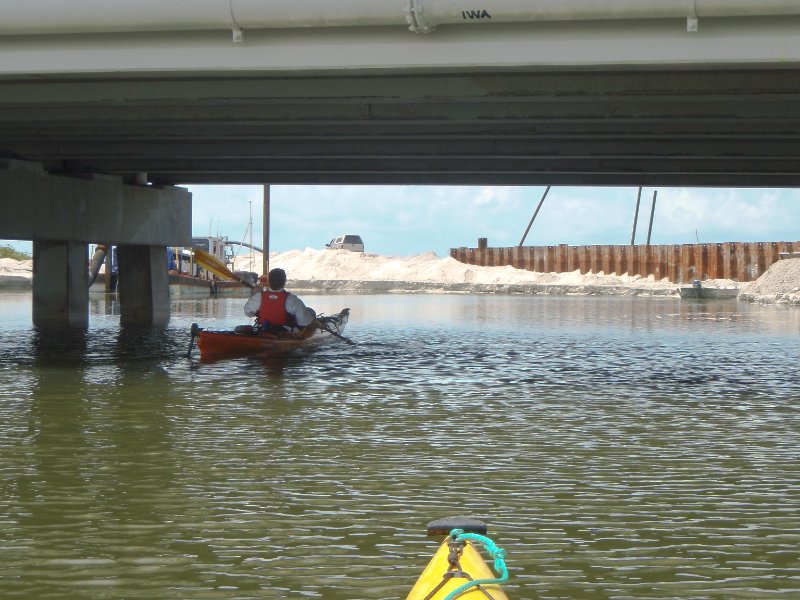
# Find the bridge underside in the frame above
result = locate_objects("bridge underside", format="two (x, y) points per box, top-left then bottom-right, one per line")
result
(2, 67), (800, 188)
(4, 12), (800, 328)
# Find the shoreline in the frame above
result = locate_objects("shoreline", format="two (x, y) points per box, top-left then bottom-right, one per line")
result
(289, 278), (680, 297)
(0, 274), (711, 300)
(2, 252), (798, 305)
(0, 277), (681, 297)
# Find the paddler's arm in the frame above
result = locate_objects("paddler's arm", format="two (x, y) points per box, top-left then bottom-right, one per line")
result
(243, 291), (261, 318)
(286, 295), (319, 330)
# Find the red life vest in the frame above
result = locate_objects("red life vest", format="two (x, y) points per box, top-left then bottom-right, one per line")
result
(257, 290), (292, 327)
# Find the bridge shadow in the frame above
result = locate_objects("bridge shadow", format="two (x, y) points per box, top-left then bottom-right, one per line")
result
(31, 325), (89, 366)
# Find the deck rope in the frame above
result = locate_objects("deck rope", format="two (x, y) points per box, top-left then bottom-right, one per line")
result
(441, 528), (508, 600)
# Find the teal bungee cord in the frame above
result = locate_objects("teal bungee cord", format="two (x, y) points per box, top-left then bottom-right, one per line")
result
(441, 528), (509, 600)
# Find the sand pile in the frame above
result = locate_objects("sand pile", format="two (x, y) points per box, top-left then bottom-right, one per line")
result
(234, 248), (682, 296)
(0, 258), (33, 288)
(739, 258), (800, 305)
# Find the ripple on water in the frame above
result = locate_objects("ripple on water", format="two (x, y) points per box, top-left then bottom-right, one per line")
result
(0, 294), (798, 598)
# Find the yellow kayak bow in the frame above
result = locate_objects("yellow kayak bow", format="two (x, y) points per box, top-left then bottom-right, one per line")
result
(406, 518), (509, 600)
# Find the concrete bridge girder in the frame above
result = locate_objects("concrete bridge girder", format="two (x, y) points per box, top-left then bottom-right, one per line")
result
(3, 66), (800, 187)
(2, 7), (800, 187)
(2, 160), (191, 327)
(0, 160), (191, 245)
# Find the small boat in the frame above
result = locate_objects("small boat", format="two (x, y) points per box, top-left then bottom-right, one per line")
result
(678, 280), (739, 300)
(190, 308), (350, 359)
(406, 518), (509, 600)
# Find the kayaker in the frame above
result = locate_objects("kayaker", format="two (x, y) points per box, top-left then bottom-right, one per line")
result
(243, 268), (319, 332)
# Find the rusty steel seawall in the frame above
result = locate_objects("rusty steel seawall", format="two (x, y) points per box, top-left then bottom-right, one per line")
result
(449, 241), (800, 284)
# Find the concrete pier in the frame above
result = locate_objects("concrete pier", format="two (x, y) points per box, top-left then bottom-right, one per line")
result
(117, 245), (171, 327)
(32, 240), (89, 328)
(1, 160), (191, 327)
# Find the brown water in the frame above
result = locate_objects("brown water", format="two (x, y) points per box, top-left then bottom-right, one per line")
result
(1, 292), (799, 599)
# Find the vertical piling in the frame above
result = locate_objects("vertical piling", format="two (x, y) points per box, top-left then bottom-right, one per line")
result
(631, 186), (642, 245)
(646, 190), (658, 245)
(601, 245), (611, 275)
(708, 244), (719, 281)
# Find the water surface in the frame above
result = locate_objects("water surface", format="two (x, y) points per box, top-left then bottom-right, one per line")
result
(1, 292), (799, 598)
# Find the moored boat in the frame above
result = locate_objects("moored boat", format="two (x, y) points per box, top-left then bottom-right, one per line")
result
(190, 308), (350, 359)
(678, 280), (739, 300)
(406, 518), (509, 600)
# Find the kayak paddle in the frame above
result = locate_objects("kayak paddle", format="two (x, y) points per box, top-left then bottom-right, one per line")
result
(191, 248), (255, 289)
(187, 322), (201, 358)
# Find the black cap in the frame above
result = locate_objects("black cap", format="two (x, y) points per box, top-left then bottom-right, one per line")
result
(426, 517), (488, 536)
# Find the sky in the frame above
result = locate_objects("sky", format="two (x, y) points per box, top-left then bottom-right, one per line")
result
(186, 185), (800, 258)
(4, 185), (800, 258)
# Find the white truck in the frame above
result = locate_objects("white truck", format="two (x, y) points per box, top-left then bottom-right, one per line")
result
(325, 234), (364, 252)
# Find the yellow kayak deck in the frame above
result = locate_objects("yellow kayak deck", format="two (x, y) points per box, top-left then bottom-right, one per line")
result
(406, 536), (509, 600)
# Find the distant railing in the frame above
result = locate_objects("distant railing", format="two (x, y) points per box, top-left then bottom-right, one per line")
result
(450, 240), (800, 284)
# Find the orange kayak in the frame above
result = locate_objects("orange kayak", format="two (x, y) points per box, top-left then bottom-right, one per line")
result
(191, 308), (350, 359)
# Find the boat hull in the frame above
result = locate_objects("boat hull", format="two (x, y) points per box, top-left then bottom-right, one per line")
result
(195, 308), (349, 359)
(678, 286), (739, 299)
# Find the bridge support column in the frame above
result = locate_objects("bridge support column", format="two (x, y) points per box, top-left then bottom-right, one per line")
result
(2, 160), (191, 328)
(117, 245), (171, 326)
(32, 240), (89, 328)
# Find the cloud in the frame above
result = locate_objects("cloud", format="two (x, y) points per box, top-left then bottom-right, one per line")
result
(650, 188), (800, 243)
(472, 186), (517, 208)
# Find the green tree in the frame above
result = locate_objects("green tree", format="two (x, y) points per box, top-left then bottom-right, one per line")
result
(0, 244), (31, 260)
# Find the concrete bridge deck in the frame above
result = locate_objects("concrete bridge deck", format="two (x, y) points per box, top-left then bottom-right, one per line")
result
(2, 4), (800, 186)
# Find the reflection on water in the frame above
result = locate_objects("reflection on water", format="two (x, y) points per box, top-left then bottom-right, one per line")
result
(0, 293), (799, 598)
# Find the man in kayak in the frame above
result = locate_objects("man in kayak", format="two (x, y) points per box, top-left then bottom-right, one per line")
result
(244, 268), (319, 332)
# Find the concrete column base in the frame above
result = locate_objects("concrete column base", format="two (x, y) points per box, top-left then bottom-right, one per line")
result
(32, 240), (89, 328)
(117, 245), (170, 326)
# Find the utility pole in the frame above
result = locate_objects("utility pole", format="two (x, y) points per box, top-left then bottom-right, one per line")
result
(248, 199), (254, 272)
(262, 185), (270, 275)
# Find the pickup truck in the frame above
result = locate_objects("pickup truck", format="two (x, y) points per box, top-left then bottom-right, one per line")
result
(325, 234), (364, 252)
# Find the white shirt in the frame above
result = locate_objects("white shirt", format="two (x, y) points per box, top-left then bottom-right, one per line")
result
(243, 287), (316, 327)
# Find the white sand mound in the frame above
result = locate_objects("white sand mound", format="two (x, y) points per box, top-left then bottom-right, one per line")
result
(233, 248), (680, 295)
(0, 258), (33, 287)
(739, 258), (800, 305)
